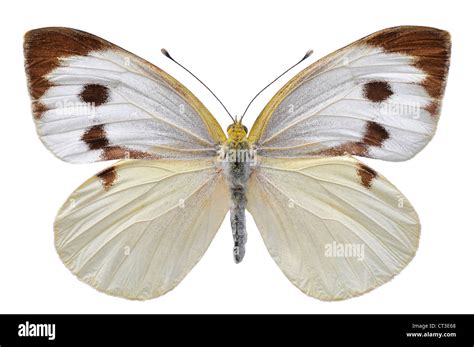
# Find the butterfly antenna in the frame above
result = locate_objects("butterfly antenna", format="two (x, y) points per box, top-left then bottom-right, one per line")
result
(161, 48), (235, 123)
(240, 49), (313, 122)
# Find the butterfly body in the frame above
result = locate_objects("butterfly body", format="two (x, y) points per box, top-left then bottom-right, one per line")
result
(222, 123), (252, 262)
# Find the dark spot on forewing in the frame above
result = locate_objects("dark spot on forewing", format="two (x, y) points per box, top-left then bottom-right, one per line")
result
(315, 121), (389, 158)
(79, 84), (109, 106)
(357, 163), (377, 188)
(82, 125), (109, 150)
(97, 166), (117, 191)
(363, 81), (393, 103)
(81, 128), (158, 161)
(363, 121), (389, 147)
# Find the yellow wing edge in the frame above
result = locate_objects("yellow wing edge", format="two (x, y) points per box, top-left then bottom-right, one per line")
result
(111, 33), (228, 145)
(150, 64), (227, 144)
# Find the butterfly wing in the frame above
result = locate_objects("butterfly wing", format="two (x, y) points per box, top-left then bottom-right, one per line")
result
(249, 26), (450, 161)
(55, 159), (228, 300)
(24, 27), (226, 163)
(247, 156), (419, 300)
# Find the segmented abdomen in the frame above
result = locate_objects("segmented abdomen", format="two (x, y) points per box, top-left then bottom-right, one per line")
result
(223, 144), (252, 263)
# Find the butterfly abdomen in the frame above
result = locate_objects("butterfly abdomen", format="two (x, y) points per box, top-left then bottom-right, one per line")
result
(222, 140), (251, 263)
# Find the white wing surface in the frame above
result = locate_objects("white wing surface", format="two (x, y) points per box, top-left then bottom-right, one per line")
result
(247, 156), (419, 300)
(55, 159), (228, 300)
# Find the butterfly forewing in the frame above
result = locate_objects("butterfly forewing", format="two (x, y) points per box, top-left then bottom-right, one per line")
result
(249, 26), (450, 161)
(24, 27), (226, 163)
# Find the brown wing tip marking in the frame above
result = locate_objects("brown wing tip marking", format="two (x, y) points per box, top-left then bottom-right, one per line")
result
(24, 27), (110, 107)
(97, 166), (117, 191)
(365, 26), (451, 115)
(357, 163), (377, 188)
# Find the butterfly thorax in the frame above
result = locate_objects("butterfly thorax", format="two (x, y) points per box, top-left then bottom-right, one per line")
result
(221, 123), (253, 263)
(227, 122), (247, 143)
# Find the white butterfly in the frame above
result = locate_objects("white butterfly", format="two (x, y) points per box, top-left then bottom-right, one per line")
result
(24, 26), (450, 300)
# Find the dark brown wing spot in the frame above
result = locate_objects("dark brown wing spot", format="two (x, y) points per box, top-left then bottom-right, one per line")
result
(79, 84), (109, 106)
(82, 125), (109, 150)
(315, 121), (388, 158)
(363, 81), (393, 103)
(97, 166), (117, 191)
(365, 26), (451, 102)
(357, 163), (377, 188)
(363, 121), (389, 147)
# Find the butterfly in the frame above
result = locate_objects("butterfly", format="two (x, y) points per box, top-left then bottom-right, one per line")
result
(24, 26), (450, 301)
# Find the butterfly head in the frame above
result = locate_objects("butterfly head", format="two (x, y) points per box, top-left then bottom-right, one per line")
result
(227, 121), (248, 143)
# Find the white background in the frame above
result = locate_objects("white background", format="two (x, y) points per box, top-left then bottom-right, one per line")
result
(0, 0), (472, 313)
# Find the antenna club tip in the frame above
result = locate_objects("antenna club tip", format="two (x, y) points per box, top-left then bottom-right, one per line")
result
(161, 48), (172, 58)
(303, 49), (314, 59)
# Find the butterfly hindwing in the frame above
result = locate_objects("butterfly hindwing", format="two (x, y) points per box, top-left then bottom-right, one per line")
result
(24, 27), (226, 163)
(249, 26), (450, 161)
(247, 156), (420, 300)
(55, 159), (229, 300)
